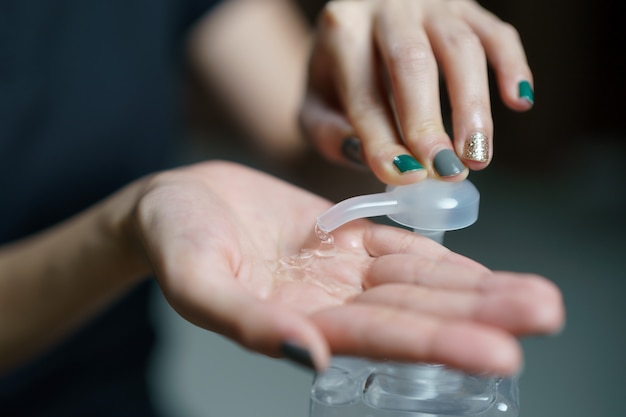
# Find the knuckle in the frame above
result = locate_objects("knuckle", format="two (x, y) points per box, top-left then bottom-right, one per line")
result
(386, 41), (433, 72)
(319, 1), (370, 54)
(319, 1), (361, 32)
(496, 21), (522, 43)
(441, 28), (482, 51)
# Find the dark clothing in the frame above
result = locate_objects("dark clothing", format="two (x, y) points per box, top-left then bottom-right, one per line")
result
(0, 285), (158, 417)
(0, 0), (221, 414)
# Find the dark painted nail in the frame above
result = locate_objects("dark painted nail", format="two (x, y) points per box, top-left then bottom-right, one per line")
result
(433, 149), (465, 177)
(518, 80), (534, 105)
(281, 341), (315, 370)
(393, 154), (423, 173)
(341, 137), (364, 166)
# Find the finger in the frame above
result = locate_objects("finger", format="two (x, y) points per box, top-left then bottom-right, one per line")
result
(461, 4), (534, 110)
(366, 253), (490, 291)
(426, 16), (493, 170)
(299, 92), (366, 168)
(479, 272), (565, 334)
(374, 5), (468, 180)
(312, 304), (522, 376)
(320, 1), (427, 185)
(353, 277), (564, 335)
(361, 224), (490, 272)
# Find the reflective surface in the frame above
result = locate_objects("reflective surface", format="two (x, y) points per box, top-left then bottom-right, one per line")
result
(310, 357), (519, 417)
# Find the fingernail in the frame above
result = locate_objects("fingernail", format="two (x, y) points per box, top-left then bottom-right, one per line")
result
(463, 132), (489, 162)
(341, 137), (364, 166)
(393, 154), (423, 173)
(280, 341), (315, 370)
(518, 80), (534, 105)
(433, 149), (465, 177)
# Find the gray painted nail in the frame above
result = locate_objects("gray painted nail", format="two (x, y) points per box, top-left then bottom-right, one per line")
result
(434, 149), (465, 177)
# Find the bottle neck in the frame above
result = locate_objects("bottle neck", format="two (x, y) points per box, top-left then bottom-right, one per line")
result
(413, 229), (445, 244)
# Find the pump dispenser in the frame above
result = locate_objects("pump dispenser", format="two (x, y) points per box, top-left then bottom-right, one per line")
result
(316, 179), (480, 243)
(310, 179), (520, 417)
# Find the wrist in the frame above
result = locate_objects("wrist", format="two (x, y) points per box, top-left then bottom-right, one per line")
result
(98, 176), (154, 285)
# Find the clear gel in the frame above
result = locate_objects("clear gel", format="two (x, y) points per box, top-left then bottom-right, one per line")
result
(272, 225), (363, 297)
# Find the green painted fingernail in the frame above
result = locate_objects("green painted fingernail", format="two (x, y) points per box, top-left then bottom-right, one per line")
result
(393, 154), (423, 173)
(519, 80), (534, 105)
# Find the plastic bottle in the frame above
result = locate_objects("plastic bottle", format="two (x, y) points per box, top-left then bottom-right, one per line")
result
(310, 179), (519, 417)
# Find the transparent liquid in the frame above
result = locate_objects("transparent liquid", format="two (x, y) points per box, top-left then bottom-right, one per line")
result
(272, 224), (363, 297)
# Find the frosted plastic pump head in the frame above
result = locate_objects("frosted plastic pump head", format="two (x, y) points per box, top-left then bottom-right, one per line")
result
(316, 179), (480, 243)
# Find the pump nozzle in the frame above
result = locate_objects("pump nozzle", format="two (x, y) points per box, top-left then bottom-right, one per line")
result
(316, 179), (480, 243)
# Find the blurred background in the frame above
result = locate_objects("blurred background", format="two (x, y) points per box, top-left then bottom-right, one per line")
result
(147, 0), (626, 416)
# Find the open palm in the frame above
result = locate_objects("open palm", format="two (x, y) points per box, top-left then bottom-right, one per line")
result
(135, 161), (563, 374)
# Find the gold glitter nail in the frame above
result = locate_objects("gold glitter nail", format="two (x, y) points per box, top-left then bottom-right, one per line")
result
(463, 132), (489, 162)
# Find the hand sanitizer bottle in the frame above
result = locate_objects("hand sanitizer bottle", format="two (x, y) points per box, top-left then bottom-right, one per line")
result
(311, 179), (519, 417)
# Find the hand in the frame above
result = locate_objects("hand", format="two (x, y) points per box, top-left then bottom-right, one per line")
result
(134, 161), (562, 375)
(299, 0), (534, 184)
